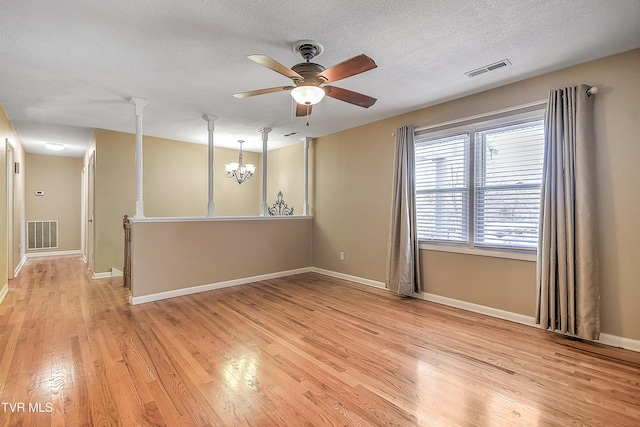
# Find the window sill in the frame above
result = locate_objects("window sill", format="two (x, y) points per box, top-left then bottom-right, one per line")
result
(419, 242), (536, 262)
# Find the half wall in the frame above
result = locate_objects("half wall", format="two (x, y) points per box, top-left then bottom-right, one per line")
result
(129, 216), (312, 303)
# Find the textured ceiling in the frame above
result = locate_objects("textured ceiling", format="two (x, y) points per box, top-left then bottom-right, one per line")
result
(1, 0), (639, 156)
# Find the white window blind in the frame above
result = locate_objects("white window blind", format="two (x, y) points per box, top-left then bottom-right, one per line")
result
(414, 110), (545, 252)
(415, 133), (469, 243)
(474, 121), (544, 249)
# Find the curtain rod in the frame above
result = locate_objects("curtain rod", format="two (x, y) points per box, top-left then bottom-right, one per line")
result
(413, 86), (597, 133)
(414, 99), (547, 133)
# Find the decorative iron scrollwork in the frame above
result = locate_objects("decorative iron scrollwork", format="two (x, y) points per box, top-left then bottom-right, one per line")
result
(268, 191), (294, 216)
(123, 215), (131, 290)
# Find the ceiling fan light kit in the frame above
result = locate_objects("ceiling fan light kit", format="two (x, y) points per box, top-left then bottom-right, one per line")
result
(290, 85), (325, 105)
(233, 40), (377, 117)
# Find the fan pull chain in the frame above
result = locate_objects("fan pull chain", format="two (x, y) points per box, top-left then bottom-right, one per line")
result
(306, 104), (310, 126)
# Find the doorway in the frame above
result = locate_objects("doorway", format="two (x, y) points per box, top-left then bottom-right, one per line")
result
(6, 140), (15, 279)
(85, 152), (95, 274)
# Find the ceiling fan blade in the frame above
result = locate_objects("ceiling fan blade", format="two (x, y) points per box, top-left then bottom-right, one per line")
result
(247, 55), (303, 80)
(233, 86), (294, 98)
(324, 86), (377, 108)
(295, 103), (313, 117)
(317, 54), (377, 83)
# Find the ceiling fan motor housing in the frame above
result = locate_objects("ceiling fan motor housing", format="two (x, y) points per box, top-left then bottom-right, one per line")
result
(291, 62), (327, 86)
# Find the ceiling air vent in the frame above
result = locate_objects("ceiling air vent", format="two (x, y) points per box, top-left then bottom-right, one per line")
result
(465, 59), (511, 78)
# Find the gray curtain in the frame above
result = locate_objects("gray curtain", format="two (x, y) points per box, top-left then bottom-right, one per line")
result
(536, 85), (599, 340)
(387, 125), (421, 296)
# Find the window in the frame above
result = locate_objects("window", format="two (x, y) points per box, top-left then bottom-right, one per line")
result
(415, 133), (469, 243)
(415, 111), (545, 251)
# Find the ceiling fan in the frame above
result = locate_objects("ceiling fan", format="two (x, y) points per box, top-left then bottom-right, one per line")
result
(233, 40), (377, 117)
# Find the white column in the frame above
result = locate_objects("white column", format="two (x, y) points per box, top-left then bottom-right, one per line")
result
(129, 97), (149, 218)
(203, 114), (219, 217)
(303, 137), (311, 216)
(259, 127), (272, 216)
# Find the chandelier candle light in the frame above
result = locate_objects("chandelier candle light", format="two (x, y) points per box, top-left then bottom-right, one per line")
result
(225, 140), (256, 184)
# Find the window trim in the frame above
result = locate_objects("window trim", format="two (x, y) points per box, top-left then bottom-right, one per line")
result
(415, 106), (546, 260)
(419, 242), (537, 261)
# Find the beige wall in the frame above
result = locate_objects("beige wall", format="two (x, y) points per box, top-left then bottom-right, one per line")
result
(0, 109), (9, 288)
(422, 252), (537, 315)
(312, 49), (640, 340)
(130, 218), (312, 298)
(93, 129), (135, 273)
(0, 103), (27, 286)
(312, 127), (394, 282)
(267, 142), (304, 215)
(91, 129), (263, 273)
(25, 154), (82, 252)
(143, 136), (207, 217)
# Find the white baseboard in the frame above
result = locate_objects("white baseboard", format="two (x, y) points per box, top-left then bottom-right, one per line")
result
(419, 292), (537, 327)
(310, 267), (386, 289)
(13, 255), (27, 277)
(92, 271), (112, 280)
(130, 267), (313, 305)
(599, 333), (640, 353)
(0, 283), (8, 305)
(417, 293), (640, 352)
(27, 250), (81, 258)
(311, 268), (640, 353)
(92, 267), (124, 280)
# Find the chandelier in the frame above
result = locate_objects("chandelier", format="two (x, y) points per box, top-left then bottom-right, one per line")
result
(225, 140), (256, 184)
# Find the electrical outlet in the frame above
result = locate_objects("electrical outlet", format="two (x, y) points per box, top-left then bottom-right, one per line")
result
(339, 251), (345, 261)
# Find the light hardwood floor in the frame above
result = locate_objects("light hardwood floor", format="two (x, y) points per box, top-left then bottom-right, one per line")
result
(1, 256), (639, 426)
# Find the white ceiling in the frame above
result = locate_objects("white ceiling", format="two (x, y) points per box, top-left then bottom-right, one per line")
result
(1, 0), (639, 157)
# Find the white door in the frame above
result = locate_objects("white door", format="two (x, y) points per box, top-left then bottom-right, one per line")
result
(87, 152), (96, 273)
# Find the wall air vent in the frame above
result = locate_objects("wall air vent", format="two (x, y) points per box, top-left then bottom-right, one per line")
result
(27, 220), (59, 250)
(465, 59), (511, 78)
